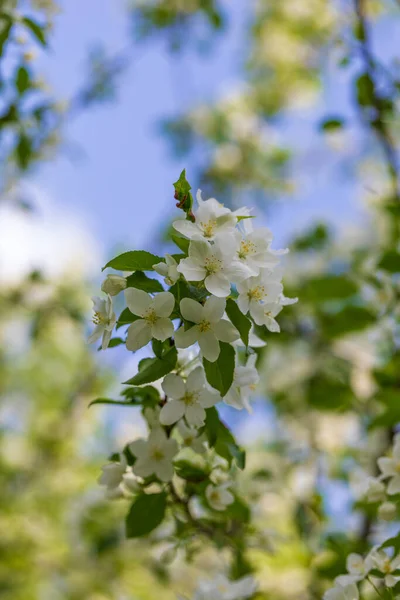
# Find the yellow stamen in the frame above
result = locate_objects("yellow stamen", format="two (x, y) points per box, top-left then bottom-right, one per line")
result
(238, 240), (256, 259)
(247, 285), (265, 301)
(200, 220), (217, 238)
(204, 256), (222, 275)
(143, 308), (158, 325)
(198, 319), (212, 333)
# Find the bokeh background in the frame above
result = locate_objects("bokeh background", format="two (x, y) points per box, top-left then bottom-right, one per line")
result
(1, 1), (400, 599)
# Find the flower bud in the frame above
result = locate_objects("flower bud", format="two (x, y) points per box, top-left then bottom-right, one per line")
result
(101, 274), (127, 296)
(378, 501), (397, 521)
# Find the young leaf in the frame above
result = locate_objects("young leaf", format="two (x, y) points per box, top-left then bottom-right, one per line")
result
(173, 169), (193, 214)
(102, 250), (163, 272)
(171, 234), (190, 254)
(22, 17), (47, 46)
(124, 346), (177, 385)
(203, 342), (235, 396)
(301, 275), (358, 302)
(126, 271), (164, 293)
(225, 298), (251, 346)
(0, 15), (13, 57)
(174, 460), (209, 482)
(126, 492), (167, 538)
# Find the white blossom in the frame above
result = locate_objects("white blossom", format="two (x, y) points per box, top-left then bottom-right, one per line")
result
(177, 420), (207, 453)
(121, 467), (142, 495)
(154, 254), (179, 285)
(88, 295), (116, 350)
(378, 501), (397, 521)
(335, 553), (372, 585)
(206, 483), (234, 511)
(370, 550), (400, 587)
(159, 367), (220, 427)
(101, 273), (127, 296)
(129, 428), (178, 482)
(193, 574), (258, 600)
(378, 442), (400, 494)
(364, 477), (386, 503)
(97, 454), (127, 491)
(224, 354), (259, 412)
(231, 228), (281, 276)
(173, 190), (236, 241)
(236, 269), (283, 318)
(125, 289), (175, 351)
(177, 237), (250, 297)
(324, 582), (359, 600)
(174, 296), (239, 362)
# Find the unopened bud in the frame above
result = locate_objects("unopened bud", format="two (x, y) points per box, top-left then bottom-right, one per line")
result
(378, 501), (397, 521)
(101, 274), (127, 296)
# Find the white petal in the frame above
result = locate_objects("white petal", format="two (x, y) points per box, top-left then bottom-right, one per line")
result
(387, 475), (400, 495)
(155, 460), (175, 482)
(237, 293), (250, 315)
(132, 456), (154, 478)
(153, 291), (175, 317)
(203, 295), (226, 322)
(180, 298), (203, 323)
(88, 324), (104, 344)
(198, 331), (220, 362)
(186, 366), (206, 392)
(177, 258), (206, 281)
(159, 400), (185, 425)
(162, 373), (185, 399)
(125, 288), (151, 316)
(129, 439), (147, 458)
(205, 273), (231, 297)
(185, 404), (206, 427)
(126, 319), (152, 351)
(174, 325), (199, 348)
(173, 219), (201, 239)
(199, 389), (220, 408)
(101, 329), (112, 350)
(164, 437), (179, 459)
(153, 262), (168, 276)
(250, 302), (266, 326)
(152, 317), (174, 341)
(213, 319), (240, 343)
(378, 457), (396, 476)
(189, 238), (212, 262)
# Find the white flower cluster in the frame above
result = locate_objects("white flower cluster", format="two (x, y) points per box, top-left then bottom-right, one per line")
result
(179, 574), (258, 600)
(325, 434), (400, 600)
(90, 189), (294, 519)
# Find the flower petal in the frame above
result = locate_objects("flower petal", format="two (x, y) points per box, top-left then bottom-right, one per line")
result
(162, 373), (185, 399)
(177, 258), (206, 281)
(185, 404), (206, 427)
(203, 296), (226, 322)
(159, 400), (185, 425)
(189, 238), (212, 263)
(155, 460), (175, 482)
(213, 319), (240, 343)
(152, 317), (174, 341)
(153, 291), (175, 317)
(129, 439), (147, 458)
(198, 331), (220, 362)
(180, 298), (203, 323)
(174, 325), (199, 349)
(126, 319), (152, 351)
(173, 219), (200, 239)
(186, 366), (206, 392)
(101, 328), (112, 350)
(125, 288), (151, 317)
(387, 475), (400, 495)
(88, 324), (104, 344)
(205, 273), (231, 297)
(378, 457), (396, 477)
(199, 388), (220, 408)
(132, 456), (154, 478)
(237, 294), (250, 315)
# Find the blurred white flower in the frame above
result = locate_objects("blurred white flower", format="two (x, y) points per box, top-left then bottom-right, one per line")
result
(129, 428), (178, 482)
(193, 574), (257, 600)
(101, 274), (127, 296)
(206, 483), (234, 511)
(224, 354), (259, 412)
(378, 442), (400, 494)
(88, 295), (116, 350)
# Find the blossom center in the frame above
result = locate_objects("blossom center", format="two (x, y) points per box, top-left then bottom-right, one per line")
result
(198, 319), (212, 333)
(247, 285), (265, 301)
(238, 240), (256, 259)
(150, 448), (165, 461)
(382, 559), (392, 573)
(93, 311), (107, 325)
(200, 220), (217, 238)
(204, 255), (222, 275)
(143, 308), (158, 325)
(182, 391), (198, 405)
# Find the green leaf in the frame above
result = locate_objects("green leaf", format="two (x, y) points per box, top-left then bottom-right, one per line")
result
(225, 298), (251, 346)
(126, 271), (164, 293)
(203, 407), (220, 446)
(320, 118), (345, 132)
(173, 169), (193, 214)
(0, 14), (13, 57)
(103, 250), (163, 272)
(126, 492), (167, 538)
(171, 234), (189, 254)
(203, 342), (235, 396)
(15, 134), (32, 170)
(321, 306), (376, 338)
(124, 346), (177, 385)
(203, 407), (245, 468)
(380, 534), (400, 554)
(301, 275), (358, 302)
(378, 250), (400, 273)
(15, 66), (30, 95)
(174, 460), (209, 482)
(152, 338), (172, 359)
(356, 73), (374, 107)
(292, 224), (330, 251)
(116, 308), (139, 329)
(89, 397), (139, 407)
(22, 17), (46, 46)
(121, 385), (160, 407)
(236, 215), (255, 223)
(308, 375), (353, 411)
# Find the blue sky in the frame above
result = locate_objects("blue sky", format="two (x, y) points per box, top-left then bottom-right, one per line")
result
(31, 0), (400, 270)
